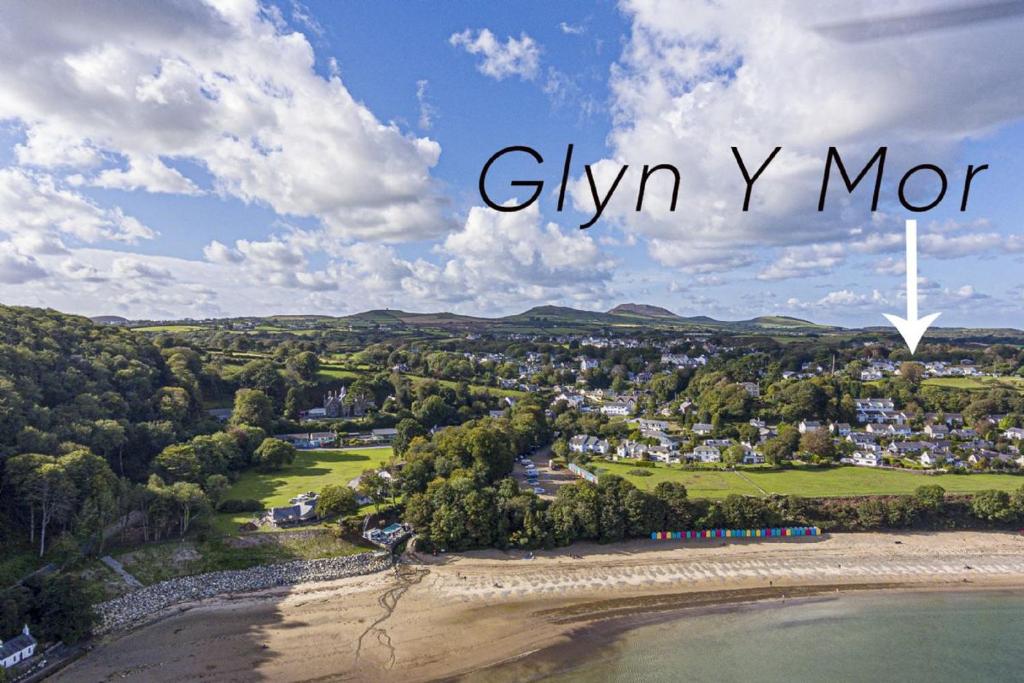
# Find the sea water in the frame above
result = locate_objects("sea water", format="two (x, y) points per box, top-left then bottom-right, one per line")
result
(550, 591), (1024, 683)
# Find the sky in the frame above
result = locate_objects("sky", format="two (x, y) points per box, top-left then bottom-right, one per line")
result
(0, 0), (1022, 327)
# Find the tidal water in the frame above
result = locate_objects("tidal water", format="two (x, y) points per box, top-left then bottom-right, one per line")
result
(542, 590), (1024, 682)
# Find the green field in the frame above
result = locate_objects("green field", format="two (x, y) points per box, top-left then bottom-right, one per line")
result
(923, 376), (1024, 393)
(214, 447), (392, 532)
(132, 324), (204, 333)
(592, 461), (1024, 499)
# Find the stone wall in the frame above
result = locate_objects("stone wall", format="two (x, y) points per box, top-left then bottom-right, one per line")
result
(94, 552), (393, 634)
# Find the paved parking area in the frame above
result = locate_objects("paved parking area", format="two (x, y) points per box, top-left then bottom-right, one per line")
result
(513, 449), (575, 500)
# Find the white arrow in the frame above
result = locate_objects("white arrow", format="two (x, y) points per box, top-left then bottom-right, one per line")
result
(883, 219), (941, 355)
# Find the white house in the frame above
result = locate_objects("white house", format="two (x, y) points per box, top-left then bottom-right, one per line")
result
(924, 424), (950, 438)
(601, 402), (629, 416)
(920, 451), (950, 467)
(798, 420), (821, 434)
(851, 451), (884, 467)
(0, 625), (37, 670)
(692, 423), (713, 436)
(690, 445), (721, 463)
(634, 418), (670, 432)
(569, 435), (610, 455)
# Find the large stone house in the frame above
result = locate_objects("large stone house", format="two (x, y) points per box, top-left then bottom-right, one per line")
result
(324, 386), (375, 418)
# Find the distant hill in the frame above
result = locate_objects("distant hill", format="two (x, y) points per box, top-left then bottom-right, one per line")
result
(91, 315), (130, 325)
(607, 303), (681, 319)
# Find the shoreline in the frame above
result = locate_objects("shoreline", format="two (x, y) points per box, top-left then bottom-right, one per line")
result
(54, 531), (1024, 682)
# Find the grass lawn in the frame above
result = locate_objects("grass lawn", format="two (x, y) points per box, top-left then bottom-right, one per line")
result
(213, 447), (392, 533)
(923, 376), (1024, 393)
(591, 462), (764, 497)
(590, 461), (1024, 499)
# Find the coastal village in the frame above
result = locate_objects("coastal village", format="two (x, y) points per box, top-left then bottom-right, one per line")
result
(7, 305), (1024, 680)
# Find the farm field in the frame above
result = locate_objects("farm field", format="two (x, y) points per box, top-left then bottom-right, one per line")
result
(590, 461), (1024, 499)
(213, 447), (392, 533)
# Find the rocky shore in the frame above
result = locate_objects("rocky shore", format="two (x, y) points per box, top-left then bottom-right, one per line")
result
(94, 551), (393, 634)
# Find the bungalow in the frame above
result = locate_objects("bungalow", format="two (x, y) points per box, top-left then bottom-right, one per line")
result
(690, 444), (721, 463)
(692, 423), (714, 436)
(798, 420), (821, 434)
(704, 438), (733, 449)
(268, 492), (319, 526)
(851, 451), (885, 467)
(0, 625), (36, 670)
(634, 418), (670, 432)
(277, 432), (335, 449)
(888, 441), (930, 455)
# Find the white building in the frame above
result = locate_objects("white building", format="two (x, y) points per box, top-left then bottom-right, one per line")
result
(569, 434), (610, 455)
(798, 420), (821, 434)
(690, 444), (721, 463)
(0, 625), (36, 670)
(850, 451), (884, 467)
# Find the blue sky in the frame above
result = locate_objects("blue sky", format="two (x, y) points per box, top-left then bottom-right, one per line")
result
(0, 1), (1022, 327)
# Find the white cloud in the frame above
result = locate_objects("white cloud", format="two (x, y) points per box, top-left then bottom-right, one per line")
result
(416, 79), (437, 131)
(91, 156), (202, 195)
(758, 243), (845, 280)
(449, 29), (541, 81)
(0, 1), (449, 241)
(559, 22), (586, 36)
(0, 168), (155, 244)
(0, 245), (47, 284)
(572, 0), (1024, 267)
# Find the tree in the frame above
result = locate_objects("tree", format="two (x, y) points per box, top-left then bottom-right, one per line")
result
(237, 359), (285, 399)
(170, 481), (209, 537)
(413, 395), (454, 428)
(253, 438), (297, 471)
(899, 361), (925, 386)
(35, 462), (76, 557)
(358, 469), (390, 512)
(971, 490), (1015, 523)
(205, 474), (230, 510)
(286, 351), (320, 383)
(36, 574), (95, 644)
(799, 429), (836, 460)
(316, 484), (360, 518)
(91, 419), (127, 476)
(393, 418), (427, 456)
(914, 485), (946, 514)
(230, 388), (274, 432)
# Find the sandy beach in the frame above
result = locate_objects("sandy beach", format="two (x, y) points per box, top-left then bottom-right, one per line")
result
(54, 531), (1024, 682)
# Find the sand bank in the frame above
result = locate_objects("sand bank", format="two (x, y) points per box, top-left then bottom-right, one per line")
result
(54, 531), (1024, 682)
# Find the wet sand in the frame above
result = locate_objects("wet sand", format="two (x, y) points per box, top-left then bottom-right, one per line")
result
(54, 531), (1024, 682)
